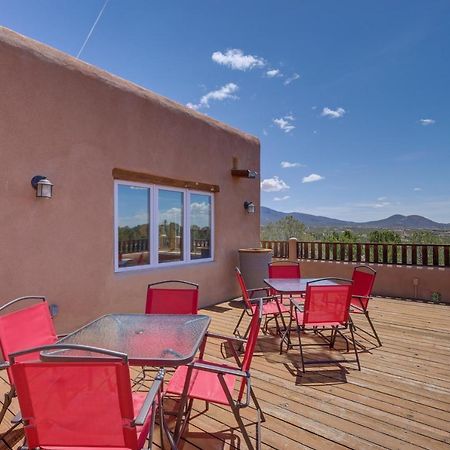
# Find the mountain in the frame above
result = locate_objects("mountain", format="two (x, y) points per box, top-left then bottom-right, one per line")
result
(261, 207), (450, 230)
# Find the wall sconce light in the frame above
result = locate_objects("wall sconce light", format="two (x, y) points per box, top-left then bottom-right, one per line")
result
(244, 201), (256, 214)
(31, 175), (53, 199)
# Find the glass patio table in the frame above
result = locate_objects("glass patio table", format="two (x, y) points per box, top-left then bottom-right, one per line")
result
(264, 277), (339, 295)
(41, 313), (211, 445)
(41, 313), (210, 366)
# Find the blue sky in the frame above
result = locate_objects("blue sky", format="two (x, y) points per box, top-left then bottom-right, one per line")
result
(2, 1), (449, 222)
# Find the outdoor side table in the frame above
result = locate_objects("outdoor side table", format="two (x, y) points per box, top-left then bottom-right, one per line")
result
(41, 313), (211, 445)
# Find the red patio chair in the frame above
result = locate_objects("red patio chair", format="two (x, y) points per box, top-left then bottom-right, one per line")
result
(0, 296), (59, 439)
(350, 265), (381, 346)
(146, 280), (199, 315)
(9, 344), (165, 450)
(234, 267), (288, 338)
(165, 300), (265, 450)
(268, 261), (302, 303)
(283, 279), (360, 372)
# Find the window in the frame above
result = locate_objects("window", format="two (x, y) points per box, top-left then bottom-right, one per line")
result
(115, 181), (213, 271)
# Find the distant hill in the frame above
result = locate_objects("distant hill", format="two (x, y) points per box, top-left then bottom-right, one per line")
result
(261, 207), (450, 230)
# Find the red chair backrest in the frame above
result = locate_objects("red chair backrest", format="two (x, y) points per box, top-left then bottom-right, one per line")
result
(0, 300), (57, 382)
(268, 262), (301, 279)
(351, 266), (376, 310)
(235, 268), (253, 310)
(146, 280), (199, 314)
(302, 281), (352, 326)
(11, 359), (138, 449)
(238, 301), (262, 402)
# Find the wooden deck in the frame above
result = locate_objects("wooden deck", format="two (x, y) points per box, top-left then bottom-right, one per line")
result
(1, 297), (450, 449)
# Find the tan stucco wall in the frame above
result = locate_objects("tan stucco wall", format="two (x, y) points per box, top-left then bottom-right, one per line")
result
(0, 28), (260, 331)
(299, 260), (450, 303)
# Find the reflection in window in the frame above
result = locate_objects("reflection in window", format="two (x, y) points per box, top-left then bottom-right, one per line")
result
(190, 194), (211, 260)
(158, 190), (183, 263)
(117, 185), (150, 267)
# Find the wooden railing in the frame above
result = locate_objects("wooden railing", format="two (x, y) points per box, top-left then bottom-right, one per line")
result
(119, 238), (148, 254)
(260, 240), (289, 259)
(297, 241), (450, 267)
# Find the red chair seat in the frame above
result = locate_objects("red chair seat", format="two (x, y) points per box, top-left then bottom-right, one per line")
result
(293, 310), (346, 328)
(253, 301), (288, 316)
(166, 359), (236, 405)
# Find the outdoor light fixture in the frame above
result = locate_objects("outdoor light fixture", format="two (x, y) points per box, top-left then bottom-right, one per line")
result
(31, 175), (53, 199)
(244, 201), (256, 214)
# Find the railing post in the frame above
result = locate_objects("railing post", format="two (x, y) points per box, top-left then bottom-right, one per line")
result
(288, 237), (298, 261)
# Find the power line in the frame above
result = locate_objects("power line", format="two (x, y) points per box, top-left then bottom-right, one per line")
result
(76, 0), (110, 59)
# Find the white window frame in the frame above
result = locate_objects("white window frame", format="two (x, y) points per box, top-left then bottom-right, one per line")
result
(114, 180), (214, 272)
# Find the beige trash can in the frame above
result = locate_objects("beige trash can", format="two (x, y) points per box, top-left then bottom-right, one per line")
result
(238, 248), (273, 290)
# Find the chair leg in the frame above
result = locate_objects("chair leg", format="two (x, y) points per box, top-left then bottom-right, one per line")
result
(349, 322), (361, 371)
(250, 386), (265, 423)
(280, 314), (292, 354)
(365, 311), (382, 347)
(297, 326), (305, 373)
(219, 375), (255, 450)
(233, 309), (246, 337)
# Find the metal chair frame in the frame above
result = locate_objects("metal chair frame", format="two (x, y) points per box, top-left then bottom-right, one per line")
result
(350, 265), (381, 347)
(233, 267), (287, 339)
(9, 344), (166, 450)
(281, 278), (361, 372)
(0, 296), (57, 449)
(165, 301), (265, 450)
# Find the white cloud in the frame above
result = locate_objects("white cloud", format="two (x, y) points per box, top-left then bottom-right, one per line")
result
(262, 129), (268, 136)
(274, 195), (290, 201)
(266, 69), (281, 78)
(377, 196), (387, 201)
(273, 115), (295, 133)
(284, 73), (300, 85)
(187, 83), (239, 110)
(413, 187), (422, 191)
(302, 173), (324, 183)
(321, 107), (346, 119)
(419, 118), (435, 126)
(261, 176), (290, 192)
(281, 161), (304, 168)
(211, 49), (265, 71)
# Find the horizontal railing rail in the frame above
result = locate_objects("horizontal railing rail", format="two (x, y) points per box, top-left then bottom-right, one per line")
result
(260, 240), (450, 267)
(298, 241), (450, 267)
(260, 240), (289, 259)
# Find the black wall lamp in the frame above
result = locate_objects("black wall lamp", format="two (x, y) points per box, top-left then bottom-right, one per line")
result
(244, 201), (256, 214)
(31, 176), (53, 199)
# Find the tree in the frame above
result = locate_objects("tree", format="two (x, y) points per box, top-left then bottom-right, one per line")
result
(368, 229), (401, 243)
(261, 216), (312, 241)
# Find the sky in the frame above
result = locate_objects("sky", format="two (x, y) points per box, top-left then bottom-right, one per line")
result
(1, 1), (449, 222)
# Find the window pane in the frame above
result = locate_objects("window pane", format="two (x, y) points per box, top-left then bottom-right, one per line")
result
(117, 185), (150, 267)
(158, 190), (184, 263)
(190, 194), (211, 260)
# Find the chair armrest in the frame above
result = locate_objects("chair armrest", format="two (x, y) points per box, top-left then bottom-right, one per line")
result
(0, 361), (9, 370)
(133, 368), (165, 426)
(191, 361), (248, 379)
(249, 295), (279, 304)
(206, 331), (247, 344)
(290, 298), (304, 312)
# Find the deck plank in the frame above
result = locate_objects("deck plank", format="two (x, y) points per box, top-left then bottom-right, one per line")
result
(1, 297), (449, 449)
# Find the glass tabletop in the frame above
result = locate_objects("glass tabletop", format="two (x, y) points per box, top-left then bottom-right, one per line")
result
(42, 314), (211, 367)
(264, 277), (339, 294)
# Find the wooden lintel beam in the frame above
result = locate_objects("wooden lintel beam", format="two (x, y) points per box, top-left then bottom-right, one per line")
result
(231, 169), (258, 179)
(112, 168), (220, 193)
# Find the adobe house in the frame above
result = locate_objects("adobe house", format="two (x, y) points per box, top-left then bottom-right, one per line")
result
(0, 27), (260, 331)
